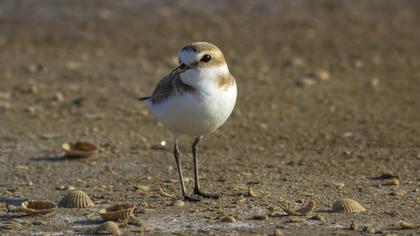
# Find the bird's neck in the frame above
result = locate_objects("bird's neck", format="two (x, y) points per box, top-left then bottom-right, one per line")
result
(180, 65), (230, 89)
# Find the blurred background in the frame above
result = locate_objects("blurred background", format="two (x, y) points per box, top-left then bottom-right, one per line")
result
(0, 0), (419, 235)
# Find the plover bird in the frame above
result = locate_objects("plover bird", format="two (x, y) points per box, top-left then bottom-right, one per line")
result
(138, 42), (237, 201)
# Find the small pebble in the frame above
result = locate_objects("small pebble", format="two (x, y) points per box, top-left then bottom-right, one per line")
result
(0, 91), (11, 99)
(135, 185), (150, 193)
(354, 59), (364, 68)
(310, 215), (325, 221)
(333, 182), (345, 189)
(350, 221), (359, 230)
(174, 200), (185, 208)
(315, 69), (330, 81)
(274, 229), (284, 236)
(288, 57), (305, 67)
(295, 76), (316, 87)
(0, 101), (11, 110)
(362, 226), (376, 234)
(370, 78), (380, 91)
(287, 216), (306, 223)
(390, 189), (406, 197)
(222, 216), (236, 223)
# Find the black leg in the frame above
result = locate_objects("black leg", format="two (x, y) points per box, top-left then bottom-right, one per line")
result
(192, 136), (219, 199)
(173, 138), (200, 202)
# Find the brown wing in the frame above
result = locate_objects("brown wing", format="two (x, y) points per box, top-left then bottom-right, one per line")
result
(150, 73), (195, 104)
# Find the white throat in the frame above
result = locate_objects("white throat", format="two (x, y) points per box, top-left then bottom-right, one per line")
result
(180, 64), (229, 88)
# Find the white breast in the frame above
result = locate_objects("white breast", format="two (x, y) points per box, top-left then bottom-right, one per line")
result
(150, 78), (237, 137)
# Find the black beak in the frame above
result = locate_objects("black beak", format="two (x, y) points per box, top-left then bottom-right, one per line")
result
(169, 63), (190, 75)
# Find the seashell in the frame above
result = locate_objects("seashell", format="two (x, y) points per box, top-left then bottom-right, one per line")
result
(99, 203), (135, 221)
(95, 221), (121, 235)
(62, 141), (97, 158)
(222, 216), (236, 223)
(21, 200), (56, 216)
(58, 190), (94, 208)
(280, 200), (315, 216)
(399, 221), (420, 229)
(332, 198), (366, 213)
(247, 186), (257, 197)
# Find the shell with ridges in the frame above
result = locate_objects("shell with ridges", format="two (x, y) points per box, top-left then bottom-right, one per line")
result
(332, 198), (366, 213)
(99, 203), (135, 221)
(95, 221), (121, 235)
(58, 190), (94, 208)
(21, 200), (56, 216)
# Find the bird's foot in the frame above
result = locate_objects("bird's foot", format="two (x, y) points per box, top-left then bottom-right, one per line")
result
(182, 194), (201, 202)
(193, 188), (220, 199)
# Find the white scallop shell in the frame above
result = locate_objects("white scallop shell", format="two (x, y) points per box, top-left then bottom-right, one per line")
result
(332, 198), (366, 213)
(58, 190), (94, 208)
(21, 200), (56, 216)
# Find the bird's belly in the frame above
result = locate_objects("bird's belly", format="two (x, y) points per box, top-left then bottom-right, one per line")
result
(151, 87), (237, 136)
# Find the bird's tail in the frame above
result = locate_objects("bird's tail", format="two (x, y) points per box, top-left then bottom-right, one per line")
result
(136, 96), (151, 101)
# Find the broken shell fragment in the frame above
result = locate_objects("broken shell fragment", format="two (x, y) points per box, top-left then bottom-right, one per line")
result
(58, 190), (94, 208)
(247, 186), (257, 197)
(280, 200), (315, 216)
(62, 141), (98, 158)
(332, 198), (366, 213)
(399, 221), (420, 229)
(384, 178), (400, 186)
(95, 221), (121, 235)
(21, 200), (56, 216)
(296, 200), (315, 215)
(99, 203), (135, 221)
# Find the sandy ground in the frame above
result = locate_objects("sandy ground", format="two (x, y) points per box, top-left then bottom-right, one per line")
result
(0, 0), (419, 235)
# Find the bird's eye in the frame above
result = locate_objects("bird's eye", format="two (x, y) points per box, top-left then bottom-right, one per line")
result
(200, 54), (212, 63)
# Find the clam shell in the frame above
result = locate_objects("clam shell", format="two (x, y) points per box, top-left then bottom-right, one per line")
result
(21, 200), (56, 216)
(99, 203), (135, 221)
(96, 221), (121, 235)
(58, 190), (94, 208)
(332, 198), (366, 213)
(62, 141), (97, 158)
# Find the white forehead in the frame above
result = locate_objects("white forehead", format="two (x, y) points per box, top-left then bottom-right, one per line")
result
(178, 50), (202, 65)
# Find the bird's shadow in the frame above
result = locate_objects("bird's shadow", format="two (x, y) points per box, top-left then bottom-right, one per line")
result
(30, 155), (79, 162)
(73, 219), (103, 226)
(0, 196), (28, 221)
